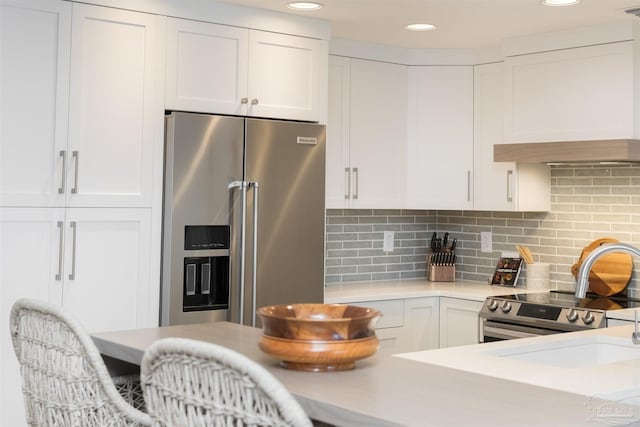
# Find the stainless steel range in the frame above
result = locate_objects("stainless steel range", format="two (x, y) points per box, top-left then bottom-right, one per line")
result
(480, 291), (639, 342)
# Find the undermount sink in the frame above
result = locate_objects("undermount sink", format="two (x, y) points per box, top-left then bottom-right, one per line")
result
(486, 335), (640, 369)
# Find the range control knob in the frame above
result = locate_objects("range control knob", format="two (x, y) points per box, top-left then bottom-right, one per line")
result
(488, 299), (499, 312)
(582, 311), (595, 325)
(501, 301), (512, 313)
(566, 309), (579, 322)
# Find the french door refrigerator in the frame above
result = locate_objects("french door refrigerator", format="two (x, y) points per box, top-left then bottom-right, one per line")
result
(161, 112), (325, 326)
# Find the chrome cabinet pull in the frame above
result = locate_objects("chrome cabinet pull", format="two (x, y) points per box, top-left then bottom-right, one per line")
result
(68, 221), (77, 280)
(55, 221), (64, 280)
(352, 167), (359, 200)
(251, 99), (259, 105)
(344, 168), (350, 200)
(250, 182), (259, 327)
(506, 170), (514, 202)
(58, 151), (66, 194)
(71, 151), (79, 194)
(467, 170), (471, 202)
(241, 97), (248, 104)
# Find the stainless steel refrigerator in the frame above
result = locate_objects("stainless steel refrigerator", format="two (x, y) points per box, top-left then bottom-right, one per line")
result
(161, 112), (325, 326)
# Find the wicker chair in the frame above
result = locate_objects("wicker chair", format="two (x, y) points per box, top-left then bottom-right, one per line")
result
(9, 298), (151, 426)
(140, 337), (312, 427)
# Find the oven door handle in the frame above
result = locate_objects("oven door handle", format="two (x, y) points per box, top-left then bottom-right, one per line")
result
(483, 325), (541, 340)
(482, 320), (560, 341)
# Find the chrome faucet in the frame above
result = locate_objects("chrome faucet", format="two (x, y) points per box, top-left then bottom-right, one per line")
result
(574, 242), (640, 299)
(575, 242), (640, 345)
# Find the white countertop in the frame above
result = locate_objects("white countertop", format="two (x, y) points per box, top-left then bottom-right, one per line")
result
(605, 308), (640, 321)
(397, 324), (640, 404)
(326, 279), (640, 323)
(325, 278), (545, 303)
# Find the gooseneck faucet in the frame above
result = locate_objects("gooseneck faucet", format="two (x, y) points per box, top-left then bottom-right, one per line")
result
(574, 242), (640, 299)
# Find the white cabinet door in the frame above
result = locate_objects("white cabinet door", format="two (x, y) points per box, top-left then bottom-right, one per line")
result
(439, 297), (482, 348)
(341, 298), (438, 353)
(326, 56), (351, 208)
(505, 41), (636, 143)
(62, 208), (152, 333)
(67, 4), (158, 208)
(0, 0), (70, 208)
(400, 297), (439, 352)
(406, 66), (473, 210)
(165, 18), (249, 115)
(165, 20), (324, 122)
(0, 207), (65, 427)
(473, 63), (550, 212)
(247, 30), (323, 122)
(348, 58), (407, 208)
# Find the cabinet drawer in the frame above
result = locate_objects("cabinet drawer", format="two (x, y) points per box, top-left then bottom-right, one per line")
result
(358, 300), (404, 329)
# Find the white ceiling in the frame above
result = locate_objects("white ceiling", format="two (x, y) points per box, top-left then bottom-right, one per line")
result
(219, 0), (640, 49)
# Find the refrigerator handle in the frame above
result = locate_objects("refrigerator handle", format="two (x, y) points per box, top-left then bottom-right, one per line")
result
(229, 180), (248, 324)
(249, 181), (260, 327)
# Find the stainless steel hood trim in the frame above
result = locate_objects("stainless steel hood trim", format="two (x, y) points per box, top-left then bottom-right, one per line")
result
(493, 139), (640, 163)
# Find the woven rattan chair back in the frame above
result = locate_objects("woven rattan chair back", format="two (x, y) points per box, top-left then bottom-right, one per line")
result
(9, 298), (151, 426)
(141, 337), (312, 427)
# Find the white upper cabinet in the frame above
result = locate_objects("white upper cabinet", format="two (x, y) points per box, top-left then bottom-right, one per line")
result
(326, 57), (407, 208)
(0, 0), (71, 207)
(406, 66), (473, 210)
(247, 30), (323, 122)
(165, 18), (248, 116)
(504, 41), (636, 143)
(473, 62), (550, 211)
(166, 18), (324, 122)
(67, 4), (159, 207)
(349, 58), (407, 208)
(326, 56), (351, 208)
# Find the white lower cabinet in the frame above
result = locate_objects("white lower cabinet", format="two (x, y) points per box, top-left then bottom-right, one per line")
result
(60, 208), (154, 332)
(400, 297), (440, 351)
(0, 207), (154, 331)
(348, 297), (439, 354)
(0, 207), (153, 426)
(439, 297), (483, 348)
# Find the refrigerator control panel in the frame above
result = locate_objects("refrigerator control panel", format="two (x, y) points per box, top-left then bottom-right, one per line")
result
(184, 225), (230, 250)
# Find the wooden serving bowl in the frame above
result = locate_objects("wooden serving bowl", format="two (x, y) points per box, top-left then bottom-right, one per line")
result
(256, 303), (381, 372)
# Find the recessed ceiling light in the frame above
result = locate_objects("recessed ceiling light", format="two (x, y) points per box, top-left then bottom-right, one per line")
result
(406, 23), (437, 32)
(541, 0), (580, 6)
(287, 2), (323, 10)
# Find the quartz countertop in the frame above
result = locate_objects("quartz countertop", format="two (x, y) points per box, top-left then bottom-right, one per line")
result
(326, 279), (639, 323)
(397, 324), (640, 400)
(324, 278), (545, 304)
(93, 321), (630, 427)
(605, 308), (640, 321)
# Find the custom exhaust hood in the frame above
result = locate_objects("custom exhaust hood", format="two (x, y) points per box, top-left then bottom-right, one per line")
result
(494, 139), (640, 164)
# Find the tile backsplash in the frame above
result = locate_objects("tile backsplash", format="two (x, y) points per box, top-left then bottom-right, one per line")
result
(325, 164), (640, 295)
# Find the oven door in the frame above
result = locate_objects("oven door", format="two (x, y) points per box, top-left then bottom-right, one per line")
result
(481, 320), (564, 342)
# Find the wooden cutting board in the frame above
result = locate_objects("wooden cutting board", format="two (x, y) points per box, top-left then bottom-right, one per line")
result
(571, 238), (633, 296)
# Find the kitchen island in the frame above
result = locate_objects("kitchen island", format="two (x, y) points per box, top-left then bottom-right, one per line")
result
(92, 321), (635, 427)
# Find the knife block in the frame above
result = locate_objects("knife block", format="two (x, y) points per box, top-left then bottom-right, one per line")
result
(427, 252), (456, 282)
(428, 265), (455, 282)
